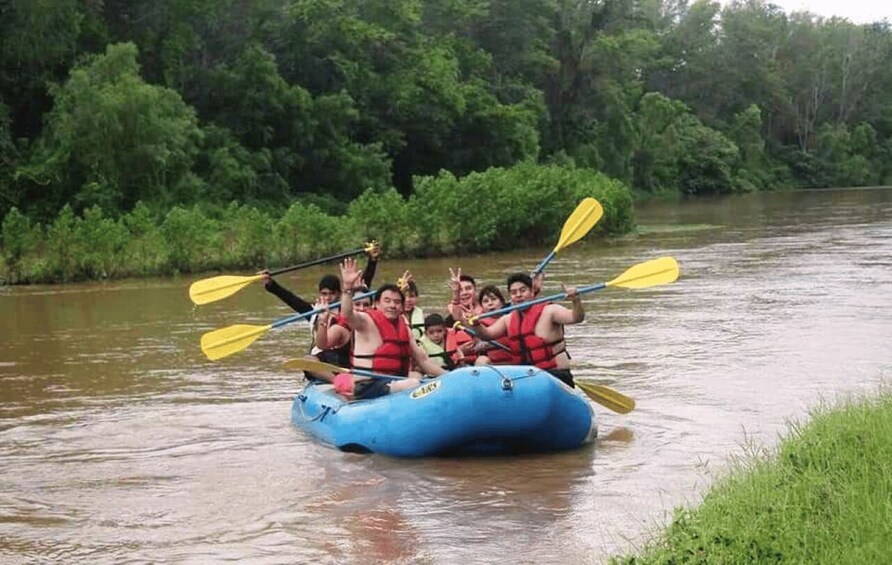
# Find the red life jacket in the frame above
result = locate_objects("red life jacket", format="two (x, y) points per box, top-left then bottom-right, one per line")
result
(446, 327), (478, 366)
(332, 314), (351, 330)
(480, 317), (518, 364)
(352, 309), (411, 376)
(507, 303), (565, 370)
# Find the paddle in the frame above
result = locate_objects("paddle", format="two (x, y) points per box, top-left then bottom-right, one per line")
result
(451, 321), (511, 352)
(200, 290), (377, 361)
(576, 380), (635, 414)
(470, 256), (680, 324)
(283, 357), (403, 381)
(532, 197), (604, 275)
(189, 243), (375, 306)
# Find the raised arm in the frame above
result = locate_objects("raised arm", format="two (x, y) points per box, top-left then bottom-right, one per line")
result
(262, 272), (314, 313)
(338, 257), (367, 331)
(446, 267), (463, 320)
(313, 298), (333, 350)
(549, 284), (585, 325)
(361, 241), (380, 288)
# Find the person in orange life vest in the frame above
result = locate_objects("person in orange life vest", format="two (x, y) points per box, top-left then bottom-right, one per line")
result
(444, 268), (483, 366)
(469, 273), (584, 388)
(472, 285), (516, 366)
(339, 258), (447, 400)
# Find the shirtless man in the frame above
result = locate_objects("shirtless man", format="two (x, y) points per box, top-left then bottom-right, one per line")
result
(469, 273), (584, 388)
(339, 258), (447, 399)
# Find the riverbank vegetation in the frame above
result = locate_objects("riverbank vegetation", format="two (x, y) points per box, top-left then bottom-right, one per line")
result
(3, 1), (892, 283)
(613, 391), (892, 564)
(1, 162), (631, 283)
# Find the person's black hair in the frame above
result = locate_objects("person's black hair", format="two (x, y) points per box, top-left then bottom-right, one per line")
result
(424, 313), (445, 328)
(404, 281), (419, 294)
(375, 283), (405, 302)
(318, 274), (340, 292)
(506, 273), (532, 290)
(459, 274), (476, 286)
(478, 285), (506, 306)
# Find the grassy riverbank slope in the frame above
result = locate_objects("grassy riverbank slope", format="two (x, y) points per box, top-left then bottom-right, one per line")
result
(614, 391), (892, 564)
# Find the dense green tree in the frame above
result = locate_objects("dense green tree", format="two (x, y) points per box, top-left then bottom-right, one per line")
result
(200, 43), (391, 201)
(15, 43), (203, 217)
(0, 102), (18, 216)
(675, 115), (740, 194)
(269, 0), (540, 194)
(0, 0), (83, 138)
(632, 92), (690, 194)
(2, 0), (892, 241)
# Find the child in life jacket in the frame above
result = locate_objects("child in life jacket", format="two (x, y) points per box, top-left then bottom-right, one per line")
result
(418, 313), (454, 371)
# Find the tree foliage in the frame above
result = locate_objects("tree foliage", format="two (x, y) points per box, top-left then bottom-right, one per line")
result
(2, 0), (892, 274)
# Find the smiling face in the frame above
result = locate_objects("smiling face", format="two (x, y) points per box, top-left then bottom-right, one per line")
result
(376, 289), (404, 320)
(508, 282), (532, 305)
(354, 297), (372, 312)
(459, 280), (476, 305)
(404, 290), (417, 311)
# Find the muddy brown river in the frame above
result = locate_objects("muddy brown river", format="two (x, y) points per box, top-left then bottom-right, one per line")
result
(2, 188), (890, 563)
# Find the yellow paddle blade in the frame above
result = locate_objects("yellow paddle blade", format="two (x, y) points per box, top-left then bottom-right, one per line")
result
(200, 323), (272, 361)
(576, 381), (635, 414)
(607, 256), (679, 289)
(189, 274), (263, 305)
(283, 357), (346, 374)
(555, 197), (604, 252)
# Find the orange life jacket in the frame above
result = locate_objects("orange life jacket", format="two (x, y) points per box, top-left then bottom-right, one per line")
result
(446, 327), (478, 366)
(352, 309), (411, 376)
(479, 316), (518, 364)
(506, 303), (565, 370)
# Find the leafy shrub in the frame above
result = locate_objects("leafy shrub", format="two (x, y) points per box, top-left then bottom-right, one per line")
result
(219, 202), (274, 268)
(1, 162), (635, 283)
(123, 202), (166, 275)
(160, 206), (220, 273)
(1, 207), (41, 283)
(74, 206), (129, 279)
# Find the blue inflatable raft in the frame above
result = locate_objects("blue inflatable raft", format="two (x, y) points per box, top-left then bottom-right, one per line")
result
(290, 365), (597, 457)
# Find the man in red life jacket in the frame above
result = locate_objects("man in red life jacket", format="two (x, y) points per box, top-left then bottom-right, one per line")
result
(469, 273), (584, 388)
(340, 258), (447, 400)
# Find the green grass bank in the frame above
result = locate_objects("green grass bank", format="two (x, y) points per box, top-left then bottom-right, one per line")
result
(0, 162), (633, 285)
(613, 391), (892, 564)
